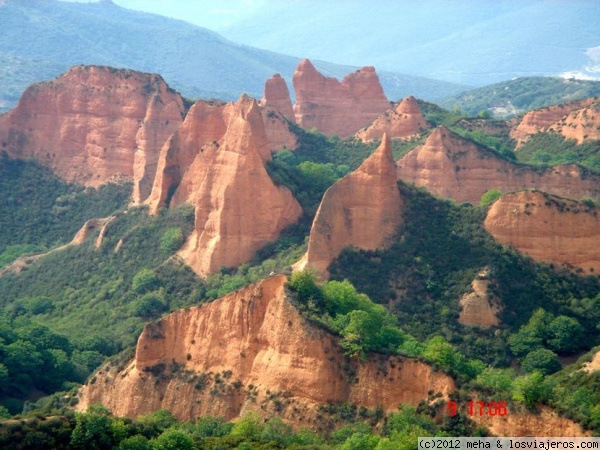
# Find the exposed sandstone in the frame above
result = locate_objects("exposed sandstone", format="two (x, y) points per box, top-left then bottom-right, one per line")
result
(473, 406), (588, 437)
(259, 74), (294, 121)
(458, 269), (501, 328)
(510, 98), (597, 147)
(583, 350), (600, 373)
(301, 134), (403, 277)
(260, 108), (297, 152)
(484, 191), (600, 273)
(146, 99), (231, 213)
(0, 65), (185, 203)
(71, 216), (116, 249)
(77, 275), (454, 427)
(356, 96), (428, 142)
(549, 98), (600, 144)
(396, 126), (600, 205)
(172, 95), (302, 276)
(292, 59), (390, 138)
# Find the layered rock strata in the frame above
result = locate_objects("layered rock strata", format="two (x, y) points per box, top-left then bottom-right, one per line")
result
(397, 126), (600, 205)
(292, 59), (390, 138)
(356, 96), (428, 142)
(484, 191), (600, 273)
(300, 134), (403, 277)
(0, 65), (185, 203)
(77, 275), (454, 426)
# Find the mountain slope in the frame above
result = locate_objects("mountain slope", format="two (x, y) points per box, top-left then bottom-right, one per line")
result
(218, 0), (600, 86)
(441, 77), (600, 117)
(0, 0), (467, 109)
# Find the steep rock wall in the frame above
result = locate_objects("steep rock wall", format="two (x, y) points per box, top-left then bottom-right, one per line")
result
(0, 65), (184, 203)
(77, 275), (454, 427)
(292, 59), (390, 138)
(484, 191), (600, 273)
(300, 134), (403, 277)
(397, 126), (600, 205)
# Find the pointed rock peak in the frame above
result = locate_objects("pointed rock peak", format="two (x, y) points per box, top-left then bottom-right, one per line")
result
(397, 96), (421, 114)
(272, 73), (283, 79)
(296, 58), (318, 73)
(233, 93), (261, 120)
(358, 133), (395, 176)
(425, 126), (455, 147)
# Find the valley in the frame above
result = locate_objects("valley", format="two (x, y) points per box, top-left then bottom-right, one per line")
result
(0, 35), (599, 448)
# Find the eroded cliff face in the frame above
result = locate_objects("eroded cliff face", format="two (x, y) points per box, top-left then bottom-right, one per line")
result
(292, 59), (390, 138)
(356, 96), (428, 142)
(172, 95), (302, 277)
(472, 406), (588, 437)
(77, 275), (454, 427)
(300, 134), (403, 277)
(484, 191), (600, 273)
(396, 126), (600, 205)
(259, 74), (297, 151)
(510, 98), (598, 147)
(146, 99), (232, 213)
(0, 65), (185, 203)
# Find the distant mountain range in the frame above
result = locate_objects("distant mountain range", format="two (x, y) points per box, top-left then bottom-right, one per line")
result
(217, 0), (600, 87)
(0, 0), (469, 109)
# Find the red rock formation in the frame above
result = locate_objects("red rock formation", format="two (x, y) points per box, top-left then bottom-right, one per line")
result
(549, 98), (600, 143)
(357, 96), (428, 142)
(483, 191), (600, 273)
(146, 99), (232, 213)
(259, 73), (294, 121)
(0, 66), (184, 202)
(292, 59), (390, 138)
(458, 269), (501, 328)
(300, 134), (403, 277)
(397, 126), (600, 205)
(77, 275), (454, 427)
(259, 74), (298, 151)
(510, 98), (597, 147)
(171, 95), (302, 276)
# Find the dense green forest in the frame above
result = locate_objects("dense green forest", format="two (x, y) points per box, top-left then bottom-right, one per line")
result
(1, 101), (600, 443)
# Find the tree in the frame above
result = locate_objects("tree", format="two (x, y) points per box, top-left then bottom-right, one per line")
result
(521, 348), (561, 375)
(230, 412), (264, 441)
(287, 269), (322, 308)
(130, 292), (166, 318)
(512, 371), (549, 409)
(160, 228), (185, 255)
(118, 435), (151, 450)
(546, 316), (584, 354)
(132, 268), (160, 294)
(151, 429), (194, 450)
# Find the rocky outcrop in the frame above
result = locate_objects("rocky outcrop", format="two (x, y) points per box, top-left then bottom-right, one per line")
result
(169, 95), (302, 276)
(259, 74), (297, 151)
(510, 98), (598, 147)
(484, 191), (600, 273)
(458, 269), (501, 328)
(396, 126), (600, 205)
(71, 216), (116, 249)
(259, 74), (294, 121)
(549, 98), (600, 144)
(356, 96), (428, 142)
(77, 275), (454, 427)
(146, 99), (232, 213)
(473, 406), (588, 437)
(0, 66), (185, 203)
(300, 134), (403, 277)
(292, 59), (390, 138)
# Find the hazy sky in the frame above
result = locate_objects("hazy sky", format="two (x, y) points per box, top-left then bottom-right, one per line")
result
(65, 0), (267, 29)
